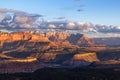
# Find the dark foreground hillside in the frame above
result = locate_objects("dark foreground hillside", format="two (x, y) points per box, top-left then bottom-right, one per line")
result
(0, 67), (120, 80)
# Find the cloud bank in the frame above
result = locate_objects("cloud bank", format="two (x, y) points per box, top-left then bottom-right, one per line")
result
(0, 8), (120, 37)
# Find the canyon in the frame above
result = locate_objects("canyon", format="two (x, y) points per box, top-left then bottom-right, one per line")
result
(0, 31), (119, 73)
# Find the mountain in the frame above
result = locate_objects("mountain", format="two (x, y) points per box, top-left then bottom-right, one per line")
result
(0, 31), (96, 47)
(0, 31), (100, 73)
(0, 31), (97, 58)
(0, 30), (120, 73)
(93, 37), (120, 46)
(46, 31), (96, 47)
(67, 33), (95, 47)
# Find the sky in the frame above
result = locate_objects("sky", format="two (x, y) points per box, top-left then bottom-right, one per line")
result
(0, 0), (120, 26)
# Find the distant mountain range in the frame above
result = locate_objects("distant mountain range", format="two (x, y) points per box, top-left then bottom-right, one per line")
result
(0, 31), (119, 73)
(0, 31), (96, 49)
(93, 37), (120, 46)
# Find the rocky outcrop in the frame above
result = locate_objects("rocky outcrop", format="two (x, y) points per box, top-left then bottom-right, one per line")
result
(0, 31), (98, 54)
(73, 53), (99, 62)
(63, 52), (99, 67)
(0, 31), (119, 73)
(37, 52), (99, 67)
(77, 34), (95, 46)
(0, 31), (97, 51)
(46, 31), (70, 41)
(0, 31), (47, 41)
(46, 31), (96, 47)
(0, 31), (100, 73)
(0, 32), (50, 47)
(67, 34), (95, 47)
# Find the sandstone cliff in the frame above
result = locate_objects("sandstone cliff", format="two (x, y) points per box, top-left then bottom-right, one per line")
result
(46, 31), (96, 47)
(0, 31), (96, 48)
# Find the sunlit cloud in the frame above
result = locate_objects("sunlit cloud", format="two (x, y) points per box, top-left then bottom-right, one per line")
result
(0, 8), (120, 38)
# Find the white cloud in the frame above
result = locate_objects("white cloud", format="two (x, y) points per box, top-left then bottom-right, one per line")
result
(115, 26), (120, 29)
(48, 24), (56, 28)
(0, 14), (5, 22)
(75, 21), (85, 26)
(66, 22), (75, 29)
(20, 24), (38, 29)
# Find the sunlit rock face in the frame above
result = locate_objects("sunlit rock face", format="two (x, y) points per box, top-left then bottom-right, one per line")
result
(0, 32), (50, 49)
(45, 31), (96, 47)
(0, 31), (119, 73)
(0, 31), (96, 48)
(46, 31), (70, 41)
(0, 32), (47, 41)
(73, 53), (99, 62)
(62, 53), (99, 67)
(0, 30), (100, 73)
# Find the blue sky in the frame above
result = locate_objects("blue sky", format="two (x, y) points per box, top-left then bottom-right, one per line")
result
(0, 0), (120, 25)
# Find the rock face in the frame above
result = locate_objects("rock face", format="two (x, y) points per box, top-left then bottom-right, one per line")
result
(0, 31), (98, 60)
(46, 31), (70, 41)
(0, 32), (50, 47)
(62, 52), (99, 67)
(0, 32), (48, 42)
(67, 33), (95, 46)
(0, 31), (99, 73)
(73, 53), (99, 62)
(0, 31), (96, 48)
(46, 31), (96, 47)
(0, 31), (120, 73)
